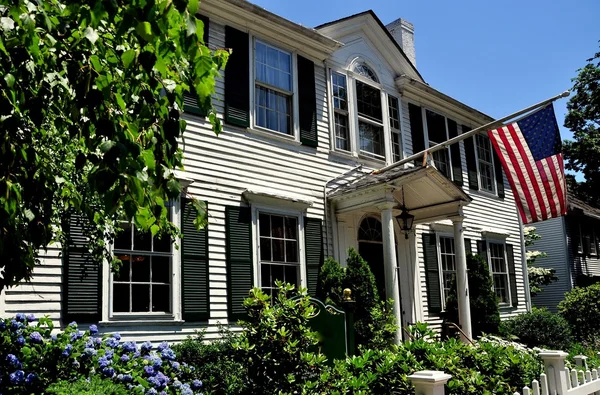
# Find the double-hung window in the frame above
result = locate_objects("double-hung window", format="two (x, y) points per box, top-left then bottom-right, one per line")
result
(389, 96), (402, 162)
(476, 134), (496, 193)
(489, 242), (509, 304)
(258, 212), (300, 297)
(356, 80), (384, 159)
(112, 212), (173, 314)
(254, 41), (293, 135)
(438, 236), (456, 305)
(332, 72), (350, 151)
(425, 110), (452, 178)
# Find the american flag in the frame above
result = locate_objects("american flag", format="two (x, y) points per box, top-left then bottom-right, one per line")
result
(487, 105), (567, 224)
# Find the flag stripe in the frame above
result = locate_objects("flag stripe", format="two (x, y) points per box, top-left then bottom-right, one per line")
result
(537, 159), (558, 218)
(489, 128), (535, 223)
(545, 155), (564, 216)
(553, 154), (568, 215)
(506, 123), (549, 221)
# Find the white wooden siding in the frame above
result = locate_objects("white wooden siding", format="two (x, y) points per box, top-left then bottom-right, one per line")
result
(530, 216), (570, 312)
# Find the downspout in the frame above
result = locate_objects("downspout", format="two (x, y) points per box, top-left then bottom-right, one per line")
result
(323, 165), (363, 258)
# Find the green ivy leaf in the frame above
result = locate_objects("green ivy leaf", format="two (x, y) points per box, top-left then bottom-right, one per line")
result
(141, 150), (155, 170)
(188, 0), (199, 15)
(84, 26), (99, 44)
(121, 49), (136, 69)
(4, 73), (15, 88)
(184, 13), (196, 37)
(135, 21), (153, 42)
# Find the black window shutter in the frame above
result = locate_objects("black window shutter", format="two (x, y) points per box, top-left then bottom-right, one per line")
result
(447, 119), (463, 187)
(464, 238), (472, 256)
(493, 150), (505, 199)
(463, 126), (479, 190)
(63, 215), (101, 324)
(408, 103), (425, 165)
(181, 198), (210, 321)
(476, 240), (488, 265)
(224, 26), (250, 127)
(304, 217), (323, 296)
(225, 206), (253, 321)
(298, 55), (318, 148)
(506, 244), (518, 307)
(422, 233), (442, 315)
(184, 16), (210, 118)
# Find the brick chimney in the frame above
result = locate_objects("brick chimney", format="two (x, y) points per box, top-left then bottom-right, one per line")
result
(386, 18), (416, 68)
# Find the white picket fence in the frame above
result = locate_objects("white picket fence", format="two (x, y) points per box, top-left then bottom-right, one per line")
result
(408, 351), (600, 395)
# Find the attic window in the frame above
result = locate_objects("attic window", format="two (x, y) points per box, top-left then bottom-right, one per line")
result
(354, 63), (379, 82)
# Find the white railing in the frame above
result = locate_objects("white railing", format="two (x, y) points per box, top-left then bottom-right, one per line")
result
(408, 351), (600, 395)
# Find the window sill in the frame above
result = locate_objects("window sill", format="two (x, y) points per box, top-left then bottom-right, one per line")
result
(246, 126), (301, 146)
(100, 317), (184, 327)
(474, 189), (500, 199)
(329, 149), (359, 162)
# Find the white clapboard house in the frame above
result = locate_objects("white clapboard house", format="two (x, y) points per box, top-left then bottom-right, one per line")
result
(0, 0), (529, 342)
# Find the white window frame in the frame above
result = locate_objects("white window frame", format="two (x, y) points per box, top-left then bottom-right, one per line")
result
(101, 198), (182, 323)
(249, 36), (300, 141)
(421, 107), (453, 179)
(388, 95), (403, 163)
(251, 205), (306, 292)
(485, 239), (511, 306)
(327, 62), (397, 164)
(435, 233), (455, 310)
(474, 133), (498, 195)
(331, 71), (351, 153)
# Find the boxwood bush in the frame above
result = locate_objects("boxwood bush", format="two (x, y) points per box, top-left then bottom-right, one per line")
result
(0, 314), (203, 394)
(499, 307), (572, 350)
(559, 283), (600, 343)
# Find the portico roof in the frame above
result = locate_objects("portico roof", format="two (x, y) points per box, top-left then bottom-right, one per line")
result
(328, 165), (471, 223)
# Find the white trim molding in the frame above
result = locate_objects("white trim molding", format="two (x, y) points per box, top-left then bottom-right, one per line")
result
(243, 189), (313, 211)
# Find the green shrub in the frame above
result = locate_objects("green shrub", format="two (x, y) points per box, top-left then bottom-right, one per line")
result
(317, 248), (396, 350)
(559, 283), (600, 342)
(172, 327), (245, 395)
(445, 253), (500, 338)
(46, 375), (129, 395)
(500, 307), (572, 350)
(233, 282), (327, 394)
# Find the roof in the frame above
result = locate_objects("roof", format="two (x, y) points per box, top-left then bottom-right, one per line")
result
(328, 165), (422, 197)
(568, 192), (600, 219)
(315, 10), (425, 83)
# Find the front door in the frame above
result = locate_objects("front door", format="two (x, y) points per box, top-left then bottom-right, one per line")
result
(358, 241), (386, 301)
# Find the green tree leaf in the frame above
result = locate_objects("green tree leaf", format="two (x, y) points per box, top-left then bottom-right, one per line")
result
(135, 21), (153, 42)
(121, 49), (136, 69)
(84, 26), (99, 44)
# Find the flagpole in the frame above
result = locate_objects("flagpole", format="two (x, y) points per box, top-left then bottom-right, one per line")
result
(374, 90), (570, 174)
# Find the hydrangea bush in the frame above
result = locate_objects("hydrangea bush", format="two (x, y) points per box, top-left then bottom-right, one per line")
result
(0, 314), (204, 394)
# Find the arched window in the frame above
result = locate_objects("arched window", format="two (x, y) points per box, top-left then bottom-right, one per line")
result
(358, 217), (383, 242)
(353, 63), (379, 83)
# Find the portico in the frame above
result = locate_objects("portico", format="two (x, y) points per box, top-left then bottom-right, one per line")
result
(328, 165), (473, 342)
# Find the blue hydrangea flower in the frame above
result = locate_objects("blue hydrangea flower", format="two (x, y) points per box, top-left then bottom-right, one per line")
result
(9, 370), (25, 384)
(122, 341), (137, 353)
(105, 337), (119, 348)
(181, 384), (193, 395)
(152, 356), (162, 369)
(161, 348), (176, 361)
(25, 373), (37, 385)
(0, 320), (5, 331)
(70, 330), (83, 342)
(102, 367), (115, 377)
(26, 314), (35, 322)
(68, 321), (77, 328)
(133, 351), (141, 358)
(157, 342), (168, 351)
(146, 389), (158, 395)
(16, 336), (25, 346)
(120, 354), (130, 363)
(171, 361), (180, 370)
(98, 356), (111, 369)
(105, 349), (114, 359)
(143, 366), (155, 376)
(88, 324), (98, 335)
(141, 341), (153, 353)
(84, 339), (94, 349)
(10, 320), (21, 331)
(122, 374), (133, 383)
(95, 337), (102, 346)
(192, 379), (203, 390)
(159, 392), (167, 395)
(7, 354), (21, 368)
(29, 331), (43, 344)
(84, 347), (97, 357)
(173, 381), (182, 389)
(15, 313), (26, 322)
(113, 332), (121, 341)
(62, 344), (73, 357)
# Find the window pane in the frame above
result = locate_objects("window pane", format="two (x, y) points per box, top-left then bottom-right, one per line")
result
(255, 41), (291, 91)
(261, 264), (271, 288)
(388, 96), (400, 130)
(153, 234), (172, 253)
(334, 113), (350, 151)
(259, 213), (270, 237)
(114, 258), (130, 282)
(425, 110), (447, 143)
(272, 239), (285, 262)
(132, 284), (150, 312)
(331, 72), (348, 111)
(255, 85), (292, 135)
(152, 284), (171, 313)
(271, 264), (284, 284)
(113, 284), (130, 312)
(133, 228), (152, 252)
(271, 215), (284, 238)
(285, 240), (298, 263)
(476, 134), (495, 193)
(285, 217), (297, 239)
(432, 149), (451, 178)
(392, 132), (401, 162)
(114, 224), (132, 250)
(260, 238), (272, 261)
(284, 265), (299, 286)
(356, 81), (382, 121)
(359, 122), (384, 158)
(152, 256), (170, 284)
(132, 256), (150, 282)
(354, 63), (378, 82)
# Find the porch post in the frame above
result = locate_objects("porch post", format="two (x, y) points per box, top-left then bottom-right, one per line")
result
(451, 214), (472, 342)
(379, 202), (403, 344)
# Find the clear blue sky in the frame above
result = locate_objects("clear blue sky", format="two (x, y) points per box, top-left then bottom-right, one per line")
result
(252, 0), (599, 144)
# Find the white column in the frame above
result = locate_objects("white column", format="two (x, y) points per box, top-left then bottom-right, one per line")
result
(408, 370), (452, 395)
(380, 202), (403, 344)
(451, 215), (472, 342)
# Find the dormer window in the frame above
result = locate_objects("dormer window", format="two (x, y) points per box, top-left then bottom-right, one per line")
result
(329, 62), (402, 163)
